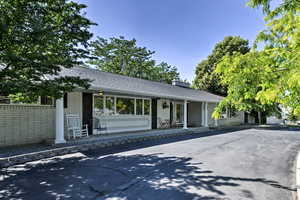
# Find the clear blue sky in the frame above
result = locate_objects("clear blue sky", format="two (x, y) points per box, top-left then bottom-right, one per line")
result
(76, 0), (266, 82)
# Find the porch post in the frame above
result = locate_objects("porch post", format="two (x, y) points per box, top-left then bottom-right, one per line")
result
(55, 97), (66, 144)
(205, 102), (208, 127)
(183, 99), (188, 129)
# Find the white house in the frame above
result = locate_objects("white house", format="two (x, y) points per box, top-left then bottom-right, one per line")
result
(0, 66), (246, 147)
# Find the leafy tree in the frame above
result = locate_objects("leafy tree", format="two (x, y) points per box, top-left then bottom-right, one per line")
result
(212, 0), (300, 121)
(89, 36), (180, 84)
(0, 0), (95, 101)
(151, 62), (180, 84)
(192, 36), (250, 96)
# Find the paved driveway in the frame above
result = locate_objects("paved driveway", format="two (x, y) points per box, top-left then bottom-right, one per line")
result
(1, 128), (300, 200)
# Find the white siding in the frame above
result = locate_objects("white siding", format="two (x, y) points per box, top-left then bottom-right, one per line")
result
(218, 111), (245, 126)
(65, 92), (82, 120)
(157, 99), (170, 127)
(188, 102), (202, 127)
(95, 115), (151, 133)
(207, 103), (217, 126)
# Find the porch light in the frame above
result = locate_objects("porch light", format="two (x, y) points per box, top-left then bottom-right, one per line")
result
(98, 91), (104, 96)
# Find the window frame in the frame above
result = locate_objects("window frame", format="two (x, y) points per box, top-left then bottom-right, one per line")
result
(93, 94), (151, 116)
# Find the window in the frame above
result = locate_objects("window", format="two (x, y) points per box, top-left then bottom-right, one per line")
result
(221, 107), (227, 119)
(105, 96), (115, 115)
(93, 94), (150, 116)
(116, 97), (134, 115)
(221, 107), (237, 119)
(94, 96), (104, 115)
(136, 99), (143, 115)
(176, 104), (183, 122)
(228, 108), (237, 118)
(144, 99), (150, 115)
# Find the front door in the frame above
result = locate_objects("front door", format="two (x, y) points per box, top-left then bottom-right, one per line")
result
(82, 92), (93, 135)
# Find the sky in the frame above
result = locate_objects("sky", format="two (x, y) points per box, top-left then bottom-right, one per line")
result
(76, 0), (266, 82)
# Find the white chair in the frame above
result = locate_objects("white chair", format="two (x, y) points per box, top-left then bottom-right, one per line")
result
(66, 114), (89, 139)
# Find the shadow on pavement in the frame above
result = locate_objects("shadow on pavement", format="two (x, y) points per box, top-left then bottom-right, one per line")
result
(0, 146), (295, 200)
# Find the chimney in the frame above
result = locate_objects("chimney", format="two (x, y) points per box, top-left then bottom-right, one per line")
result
(172, 80), (191, 88)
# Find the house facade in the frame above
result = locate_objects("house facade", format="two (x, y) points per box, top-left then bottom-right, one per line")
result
(0, 66), (246, 147)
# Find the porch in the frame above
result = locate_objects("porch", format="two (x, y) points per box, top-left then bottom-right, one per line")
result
(56, 91), (216, 144)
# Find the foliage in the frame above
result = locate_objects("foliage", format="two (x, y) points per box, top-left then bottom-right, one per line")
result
(0, 0), (95, 100)
(212, 0), (300, 119)
(89, 36), (180, 84)
(192, 36), (250, 96)
(286, 111), (299, 122)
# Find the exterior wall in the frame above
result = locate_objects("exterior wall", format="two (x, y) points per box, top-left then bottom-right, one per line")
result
(64, 92), (83, 137)
(218, 111), (245, 126)
(157, 99), (171, 127)
(267, 116), (283, 124)
(65, 92), (82, 120)
(207, 103), (217, 127)
(206, 103), (245, 127)
(188, 102), (202, 127)
(0, 105), (55, 147)
(96, 115), (151, 133)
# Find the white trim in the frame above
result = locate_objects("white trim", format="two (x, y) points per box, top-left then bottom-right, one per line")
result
(114, 96), (117, 113)
(55, 98), (66, 144)
(201, 102), (205, 126)
(93, 93), (151, 117)
(183, 100), (188, 129)
(134, 98), (137, 115)
(142, 99), (145, 115)
(205, 102), (208, 127)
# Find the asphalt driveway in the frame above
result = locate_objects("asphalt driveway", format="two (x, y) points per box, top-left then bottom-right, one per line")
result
(1, 128), (300, 200)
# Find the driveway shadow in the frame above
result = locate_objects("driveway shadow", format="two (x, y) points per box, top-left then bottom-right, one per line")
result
(0, 150), (295, 200)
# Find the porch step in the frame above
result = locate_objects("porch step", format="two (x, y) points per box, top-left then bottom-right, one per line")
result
(0, 127), (209, 168)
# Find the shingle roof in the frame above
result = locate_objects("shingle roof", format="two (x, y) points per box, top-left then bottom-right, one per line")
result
(60, 66), (223, 103)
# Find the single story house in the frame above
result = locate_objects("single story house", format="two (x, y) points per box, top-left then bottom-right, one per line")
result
(0, 66), (247, 147)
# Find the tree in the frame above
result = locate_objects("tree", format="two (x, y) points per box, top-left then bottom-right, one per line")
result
(0, 0), (95, 101)
(212, 0), (300, 121)
(151, 62), (180, 84)
(192, 36), (250, 96)
(89, 36), (180, 84)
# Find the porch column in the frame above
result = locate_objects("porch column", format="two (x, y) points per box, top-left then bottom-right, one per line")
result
(183, 100), (188, 129)
(205, 102), (208, 127)
(201, 102), (205, 126)
(55, 97), (66, 144)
